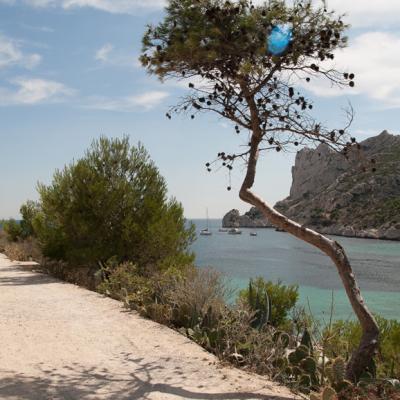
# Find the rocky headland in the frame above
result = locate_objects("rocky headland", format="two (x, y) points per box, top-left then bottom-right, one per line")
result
(222, 207), (273, 228)
(223, 131), (400, 240)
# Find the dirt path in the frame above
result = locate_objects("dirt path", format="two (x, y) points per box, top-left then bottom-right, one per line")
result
(0, 254), (296, 400)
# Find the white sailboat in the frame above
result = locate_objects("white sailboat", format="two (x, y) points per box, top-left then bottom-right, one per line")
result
(200, 208), (212, 236)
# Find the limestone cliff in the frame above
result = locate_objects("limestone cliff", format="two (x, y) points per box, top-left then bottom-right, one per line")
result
(275, 131), (400, 240)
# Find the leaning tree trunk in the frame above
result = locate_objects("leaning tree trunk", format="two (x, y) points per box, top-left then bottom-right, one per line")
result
(240, 133), (379, 382)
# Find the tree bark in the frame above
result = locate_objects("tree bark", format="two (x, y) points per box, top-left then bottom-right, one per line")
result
(239, 125), (379, 383)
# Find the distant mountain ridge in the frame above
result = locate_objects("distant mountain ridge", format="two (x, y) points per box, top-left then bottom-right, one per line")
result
(223, 131), (400, 240)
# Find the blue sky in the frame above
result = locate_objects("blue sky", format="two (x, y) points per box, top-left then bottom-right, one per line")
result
(0, 0), (399, 219)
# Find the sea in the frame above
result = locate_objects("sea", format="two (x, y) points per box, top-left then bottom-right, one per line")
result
(190, 219), (400, 322)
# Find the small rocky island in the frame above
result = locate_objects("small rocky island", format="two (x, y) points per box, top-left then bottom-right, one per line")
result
(223, 131), (400, 240)
(222, 207), (273, 228)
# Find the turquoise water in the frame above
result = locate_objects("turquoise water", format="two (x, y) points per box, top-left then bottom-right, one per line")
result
(190, 219), (400, 321)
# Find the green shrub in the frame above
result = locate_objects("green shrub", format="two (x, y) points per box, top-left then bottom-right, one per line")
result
(20, 201), (40, 238)
(34, 136), (195, 272)
(3, 219), (23, 242)
(98, 262), (229, 329)
(323, 316), (400, 379)
(238, 277), (299, 328)
(1, 202), (40, 243)
(74, 257), (400, 397)
(97, 261), (155, 311)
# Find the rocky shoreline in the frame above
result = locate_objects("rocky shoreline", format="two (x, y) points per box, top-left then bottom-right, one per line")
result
(311, 225), (400, 241)
(222, 131), (400, 241)
(222, 209), (400, 241)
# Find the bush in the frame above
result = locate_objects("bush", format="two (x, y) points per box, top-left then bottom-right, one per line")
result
(97, 261), (155, 311)
(34, 136), (195, 272)
(0, 229), (8, 252)
(323, 316), (400, 379)
(40, 258), (99, 290)
(3, 237), (42, 262)
(238, 277), (299, 328)
(47, 253), (399, 398)
(20, 201), (40, 239)
(3, 219), (23, 242)
(166, 268), (230, 329)
(98, 262), (229, 327)
(1, 202), (40, 243)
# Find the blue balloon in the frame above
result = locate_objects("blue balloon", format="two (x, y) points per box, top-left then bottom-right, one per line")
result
(267, 24), (293, 56)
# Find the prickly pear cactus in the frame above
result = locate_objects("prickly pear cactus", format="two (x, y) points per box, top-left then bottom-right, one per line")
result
(288, 344), (310, 365)
(273, 331), (290, 348)
(332, 357), (346, 382)
(301, 356), (319, 385)
(322, 386), (337, 400)
(324, 357), (354, 393)
(299, 373), (312, 389)
(301, 356), (317, 374)
(309, 386), (337, 400)
(301, 328), (313, 352)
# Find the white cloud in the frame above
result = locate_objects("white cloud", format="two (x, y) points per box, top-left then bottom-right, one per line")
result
(252, 0), (400, 28)
(0, 78), (75, 105)
(301, 31), (400, 108)
(63, 0), (164, 13)
(326, 0), (400, 28)
(94, 43), (139, 68)
(335, 32), (400, 107)
(86, 90), (169, 111)
(4, 0), (165, 13)
(95, 43), (113, 62)
(1, 0), (399, 25)
(0, 34), (41, 69)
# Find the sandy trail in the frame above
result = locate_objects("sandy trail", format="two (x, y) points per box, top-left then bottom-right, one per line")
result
(0, 253), (296, 400)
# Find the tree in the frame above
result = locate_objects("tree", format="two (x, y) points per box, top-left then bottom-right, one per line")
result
(1, 202), (40, 242)
(140, 0), (379, 381)
(34, 136), (195, 272)
(2, 219), (23, 242)
(20, 201), (40, 239)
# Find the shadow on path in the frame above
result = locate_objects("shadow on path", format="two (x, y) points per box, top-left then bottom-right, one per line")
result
(0, 265), (64, 287)
(0, 360), (294, 400)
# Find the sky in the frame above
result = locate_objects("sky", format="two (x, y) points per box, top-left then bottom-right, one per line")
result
(0, 0), (399, 219)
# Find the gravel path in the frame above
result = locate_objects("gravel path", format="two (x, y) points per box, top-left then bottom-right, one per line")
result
(0, 253), (296, 400)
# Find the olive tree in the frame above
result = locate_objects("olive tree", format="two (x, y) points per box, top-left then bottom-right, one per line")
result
(140, 0), (379, 381)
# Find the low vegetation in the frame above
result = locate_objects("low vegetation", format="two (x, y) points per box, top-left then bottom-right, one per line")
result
(0, 136), (398, 399)
(98, 264), (400, 399)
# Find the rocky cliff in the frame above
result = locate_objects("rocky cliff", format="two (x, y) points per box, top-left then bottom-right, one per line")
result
(222, 131), (400, 240)
(222, 207), (273, 228)
(275, 130), (400, 240)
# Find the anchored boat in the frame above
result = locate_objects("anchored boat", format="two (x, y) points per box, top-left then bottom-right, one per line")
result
(200, 208), (212, 236)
